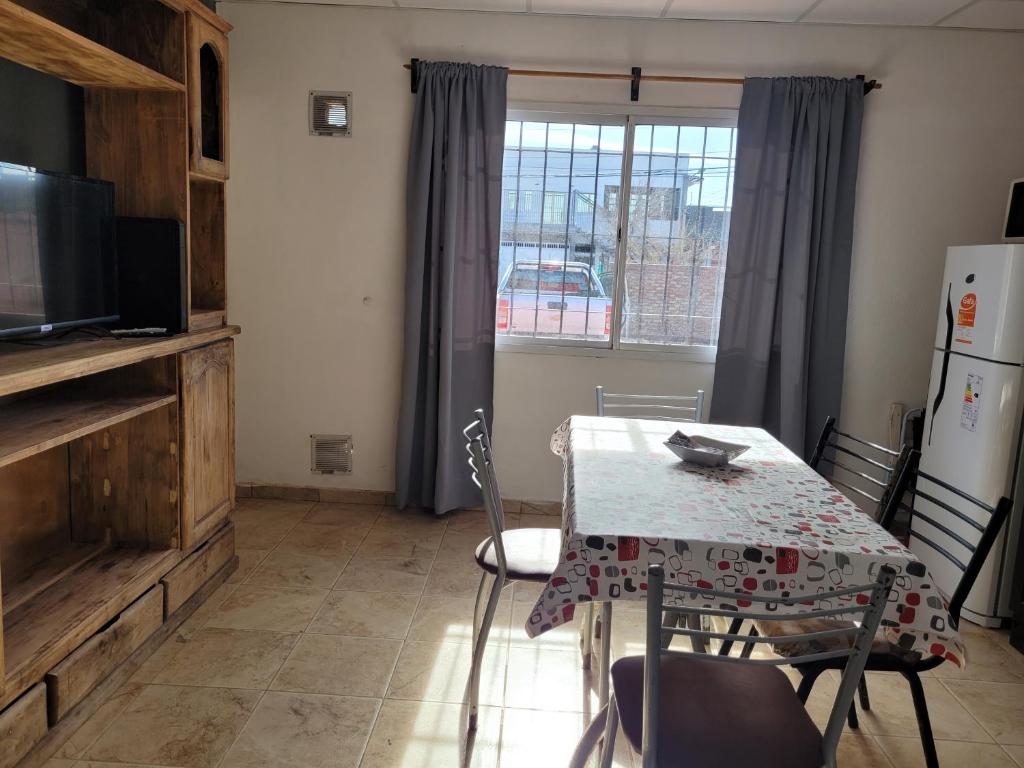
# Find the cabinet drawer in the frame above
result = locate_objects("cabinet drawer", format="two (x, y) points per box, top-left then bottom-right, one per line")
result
(0, 683), (46, 768)
(162, 521), (234, 616)
(45, 585), (164, 723)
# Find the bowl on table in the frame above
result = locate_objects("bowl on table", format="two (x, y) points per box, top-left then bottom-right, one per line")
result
(664, 431), (750, 467)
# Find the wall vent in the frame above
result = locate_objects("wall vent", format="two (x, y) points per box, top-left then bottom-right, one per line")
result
(309, 91), (352, 137)
(310, 434), (353, 474)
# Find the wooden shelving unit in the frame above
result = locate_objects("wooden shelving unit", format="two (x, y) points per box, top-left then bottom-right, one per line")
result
(0, 2), (237, 760)
(0, 1), (184, 91)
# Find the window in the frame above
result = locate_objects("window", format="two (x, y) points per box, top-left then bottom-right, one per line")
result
(497, 111), (736, 351)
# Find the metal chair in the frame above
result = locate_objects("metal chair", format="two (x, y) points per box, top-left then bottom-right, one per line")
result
(751, 461), (1012, 768)
(595, 385), (706, 423)
(463, 409), (561, 732)
(809, 415), (917, 524)
(570, 563), (896, 768)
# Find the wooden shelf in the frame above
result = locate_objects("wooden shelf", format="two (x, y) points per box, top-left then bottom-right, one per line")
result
(0, 0), (185, 91)
(2, 542), (110, 617)
(0, 393), (177, 470)
(2, 545), (181, 709)
(0, 325), (239, 398)
(190, 308), (226, 331)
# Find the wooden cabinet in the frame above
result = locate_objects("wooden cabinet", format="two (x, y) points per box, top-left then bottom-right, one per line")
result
(187, 13), (228, 179)
(179, 340), (234, 550)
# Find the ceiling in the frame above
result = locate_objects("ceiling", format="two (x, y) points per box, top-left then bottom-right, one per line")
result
(244, 0), (1024, 30)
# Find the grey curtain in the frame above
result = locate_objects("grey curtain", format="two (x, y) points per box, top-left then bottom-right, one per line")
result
(710, 77), (865, 459)
(396, 61), (508, 514)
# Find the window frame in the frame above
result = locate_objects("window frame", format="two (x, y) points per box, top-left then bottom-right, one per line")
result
(496, 103), (737, 362)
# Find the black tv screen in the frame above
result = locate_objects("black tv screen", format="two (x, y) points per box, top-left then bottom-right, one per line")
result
(0, 161), (118, 338)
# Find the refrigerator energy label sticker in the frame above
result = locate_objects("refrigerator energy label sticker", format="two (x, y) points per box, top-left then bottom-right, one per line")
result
(960, 373), (983, 432)
(955, 292), (977, 344)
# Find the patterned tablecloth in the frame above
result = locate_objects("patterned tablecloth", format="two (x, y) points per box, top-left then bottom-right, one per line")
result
(526, 416), (965, 667)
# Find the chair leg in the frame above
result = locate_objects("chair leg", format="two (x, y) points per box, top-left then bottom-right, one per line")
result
(796, 666), (824, 704)
(858, 675), (871, 711)
(740, 626), (759, 658)
(468, 572), (503, 733)
(903, 670), (940, 768)
(718, 617), (744, 656)
(597, 694), (619, 768)
(847, 701), (860, 730)
(581, 602), (595, 671)
(568, 704), (608, 768)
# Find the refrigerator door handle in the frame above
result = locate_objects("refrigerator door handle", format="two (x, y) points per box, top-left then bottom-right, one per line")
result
(929, 283), (955, 446)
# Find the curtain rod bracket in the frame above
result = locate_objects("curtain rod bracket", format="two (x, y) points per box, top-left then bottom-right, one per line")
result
(411, 58), (421, 94)
(630, 67), (641, 102)
(856, 73), (879, 95)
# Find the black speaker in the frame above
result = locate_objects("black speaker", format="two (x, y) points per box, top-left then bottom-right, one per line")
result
(115, 217), (187, 334)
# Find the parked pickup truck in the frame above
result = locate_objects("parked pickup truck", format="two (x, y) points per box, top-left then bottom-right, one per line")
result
(496, 261), (611, 339)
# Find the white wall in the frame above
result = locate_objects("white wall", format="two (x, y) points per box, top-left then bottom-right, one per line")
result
(221, 1), (1024, 502)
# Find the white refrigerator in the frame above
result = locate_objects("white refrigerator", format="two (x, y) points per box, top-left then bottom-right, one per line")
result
(915, 244), (1024, 627)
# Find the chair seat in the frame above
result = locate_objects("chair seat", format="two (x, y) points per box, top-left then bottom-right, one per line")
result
(611, 654), (823, 768)
(474, 527), (560, 582)
(753, 617), (922, 663)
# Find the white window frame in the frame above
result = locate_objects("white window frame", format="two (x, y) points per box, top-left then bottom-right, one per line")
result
(496, 102), (737, 363)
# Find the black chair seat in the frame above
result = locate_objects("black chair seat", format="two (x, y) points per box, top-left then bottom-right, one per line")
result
(611, 654), (823, 768)
(474, 527), (560, 582)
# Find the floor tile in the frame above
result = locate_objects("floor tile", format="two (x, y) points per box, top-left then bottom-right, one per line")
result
(244, 549), (350, 589)
(499, 707), (631, 768)
(84, 685), (259, 768)
(850, 674), (991, 742)
(307, 590), (419, 638)
(335, 556), (433, 594)
(276, 522), (364, 559)
(356, 528), (442, 559)
(232, 499), (311, 548)
(836, 733), (894, 767)
(944, 680), (1024, 745)
(205, 586), (327, 632)
(504, 646), (597, 714)
(360, 700), (501, 768)
(387, 640), (506, 707)
(877, 735), (1017, 767)
(302, 502), (382, 529)
(423, 556), (489, 600)
(933, 625), (1024, 683)
(272, 633), (402, 697)
(229, 548), (270, 584)
(408, 595), (511, 645)
(219, 691), (379, 768)
(150, 628), (298, 689)
(54, 682), (144, 758)
(1003, 744), (1024, 765)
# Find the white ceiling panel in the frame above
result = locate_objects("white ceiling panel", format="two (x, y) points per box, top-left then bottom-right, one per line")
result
(939, 0), (1024, 28)
(399, 0), (527, 9)
(665, 0), (813, 22)
(530, 0), (669, 18)
(803, 0), (971, 26)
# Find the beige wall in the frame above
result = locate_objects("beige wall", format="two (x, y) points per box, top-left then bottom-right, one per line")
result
(220, 1), (1024, 502)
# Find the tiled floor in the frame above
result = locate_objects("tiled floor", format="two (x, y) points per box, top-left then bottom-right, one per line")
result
(42, 498), (1024, 768)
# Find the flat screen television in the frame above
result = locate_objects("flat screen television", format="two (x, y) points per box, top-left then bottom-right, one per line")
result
(0, 161), (118, 338)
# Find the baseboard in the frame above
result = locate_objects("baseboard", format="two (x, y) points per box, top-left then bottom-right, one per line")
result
(235, 482), (561, 516)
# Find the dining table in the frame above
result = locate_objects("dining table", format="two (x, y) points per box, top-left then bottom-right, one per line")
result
(526, 415), (966, 707)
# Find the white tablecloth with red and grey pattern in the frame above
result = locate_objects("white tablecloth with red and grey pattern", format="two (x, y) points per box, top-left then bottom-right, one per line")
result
(525, 416), (965, 667)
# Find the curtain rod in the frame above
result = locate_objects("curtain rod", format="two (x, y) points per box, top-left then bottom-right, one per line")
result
(405, 60), (880, 101)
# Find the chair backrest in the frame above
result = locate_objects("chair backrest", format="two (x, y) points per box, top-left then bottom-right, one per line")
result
(901, 462), (1012, 628)
(463, 409), (508, 572)
(642, 564), (895, 768)
(809, 415), (917, 525)
(595, 385), (705, 423)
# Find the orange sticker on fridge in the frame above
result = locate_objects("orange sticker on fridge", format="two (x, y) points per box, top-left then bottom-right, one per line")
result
(955, 292), (976, 344)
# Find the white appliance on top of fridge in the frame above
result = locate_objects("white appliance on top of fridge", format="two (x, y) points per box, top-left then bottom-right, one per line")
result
(915, 243), (1024, 627)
